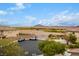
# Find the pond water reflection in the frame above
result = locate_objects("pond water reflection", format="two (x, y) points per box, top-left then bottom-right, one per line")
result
(18, 40), (42, 56)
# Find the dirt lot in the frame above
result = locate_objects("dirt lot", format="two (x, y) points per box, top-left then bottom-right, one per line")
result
(17, 30), (65, 40)
(2, 29), (79, 40)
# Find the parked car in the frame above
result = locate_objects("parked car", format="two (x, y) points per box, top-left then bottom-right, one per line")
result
(29, 36), (37, 41)
(18, 38), (25, 42)
(29, 38), (37, 41)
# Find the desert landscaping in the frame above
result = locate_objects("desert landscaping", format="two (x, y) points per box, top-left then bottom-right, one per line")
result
(1, 25), (79, 41)
(0, 25), (79, 56)
(0, 3), (79, 56)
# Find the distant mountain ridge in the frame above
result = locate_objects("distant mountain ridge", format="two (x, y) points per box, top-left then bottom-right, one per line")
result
(34, 24), (45, 27)
(0, 25), (16, 30)
(0, 24), (79, 31)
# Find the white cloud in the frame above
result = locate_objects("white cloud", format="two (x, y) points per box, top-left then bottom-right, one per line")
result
(10, 3), (25, 11)
(50, 11), (79, 26)
(22, 10), (79, 26)
(1, 9), (79, 26)
(0, 3), (26, 16)
(0, 19), (10, 26)
(25, 16), (36, 20)
(16, 3), (25, 9)
(6, 3), (31, 15)
(37, 10), (79, 26)
(24, 16), (37, 26)
(38, 19), (51, 25)
(0, 10), (7, 15)
(25, 16), (52, 26)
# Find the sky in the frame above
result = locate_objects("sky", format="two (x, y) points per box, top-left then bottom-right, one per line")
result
(0, 3), (79, 26)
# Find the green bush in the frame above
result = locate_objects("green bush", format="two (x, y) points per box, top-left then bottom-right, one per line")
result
(69, 33), (77, 44)
(0, 43), (25, 56)
(75, 42), (79, 48)
(68, 44), (76, 48)
(68, 42), (79, 48)
(44, 29), (65, 33)
(48, 34), (54, 39)
(38, 40), (66, 56)
(65, 32), (77, 44)
(38, 40), (50, 51)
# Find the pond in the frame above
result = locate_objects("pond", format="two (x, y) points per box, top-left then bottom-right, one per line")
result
(18, 40), (42, 56)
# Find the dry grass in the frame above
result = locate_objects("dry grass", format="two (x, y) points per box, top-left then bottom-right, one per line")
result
(0, 38), (16, 47)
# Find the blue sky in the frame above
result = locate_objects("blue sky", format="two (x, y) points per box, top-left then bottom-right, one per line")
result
(0, 3), (79, 26)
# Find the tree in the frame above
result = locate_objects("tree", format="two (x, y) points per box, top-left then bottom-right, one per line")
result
(64, 34), (70, 45)
(38, 40), (66, 56)
(69, 34), (77, 44)
(48, 34), (55, 41)
(68, 32), (77, 44)
(65, 32), (77, 45)
(48, 34), (53, 39)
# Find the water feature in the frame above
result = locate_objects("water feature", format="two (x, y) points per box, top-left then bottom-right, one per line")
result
(18, 40), (42, 56)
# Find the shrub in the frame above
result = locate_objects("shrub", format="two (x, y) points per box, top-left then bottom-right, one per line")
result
(69, 33), (77, 44)
(65, 32), (77, 44)
(0, 43), (25, 56)
(68, 42), (79, 48)
(75, 42), (79, 48)
(68, 44), (76, 48)
(38, 40), (50, 51)
(48, 34), (54, 39)
(38, 40), (66, 56)
(44, 29), (65, 33)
